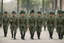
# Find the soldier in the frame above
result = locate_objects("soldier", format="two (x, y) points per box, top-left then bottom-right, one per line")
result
(61, 11), (64, 39)
(28, 10), (36, 39)
(10, 11), (18, 39)
(19, 11), (27, 40)
(0, 13), (2, 28)
(36, 12), (43, 39)
(56, 10), (64, 39)
(47, 12), (55, 39)
(43, 13), (47, 31)
(3, 11), (9, 37)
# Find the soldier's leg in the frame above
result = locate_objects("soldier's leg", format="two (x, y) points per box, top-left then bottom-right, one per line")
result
(22, 31), (26, 40)
(0, 24), (2, 28)
(49, 32), (53, 39)
(58, 33), (61, 39)
(3, 28), (6, 37)
(60, 33), (63, 39)
(20, 31), (22, 39)
(30, 32), (32, 39)
(5, 27), (8, 37)
(37, 31), (41, 39)
(11, 29), (13, 38)
(32, 32), (34, 39)
(3, 26), (8, 37)
(21, 31), (24, 39)
(29, 27), (34, 39)
(3, 26), (5, 37)
(14, 29), (17, 39)
(30, 31), (34, 39)
(5, 29), (7, 37)
(50, 32), (53, 39)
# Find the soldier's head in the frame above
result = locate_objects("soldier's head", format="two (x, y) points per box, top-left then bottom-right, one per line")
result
(12, 11), (16, 16)
(20, 10), (25, 16)
(30, 10), (35, 16)
(4, 11), (8, 16)
(37, 11), (41, 16)
(49, 12), (54, 17)
(58, 10), (62, 16)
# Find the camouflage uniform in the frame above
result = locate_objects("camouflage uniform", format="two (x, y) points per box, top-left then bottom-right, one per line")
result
(10, 11), (18, 39)
(56, 10), (64, 39)
(19, 11), (27, 40)
(47, 12), (55, 39)
(28, 10), (36, 39)
(36, 12), (43, 39)
(3, 12), (9, 37)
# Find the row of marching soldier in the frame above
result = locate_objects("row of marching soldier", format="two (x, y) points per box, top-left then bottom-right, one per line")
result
(0, 10), (64, 40)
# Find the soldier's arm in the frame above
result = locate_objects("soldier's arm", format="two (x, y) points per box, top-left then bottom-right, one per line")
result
(16, 17), (18, 27)
(47, 17), (49, 26)
(42, 17), (44, 26)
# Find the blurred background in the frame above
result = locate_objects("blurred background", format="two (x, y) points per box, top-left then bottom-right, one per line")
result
(0, 0), (64, 14)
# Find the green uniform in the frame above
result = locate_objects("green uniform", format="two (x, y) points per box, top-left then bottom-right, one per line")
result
(28, 16), (36, 39)
(47, 16), (55, 39)
(62, 17), (64, 37)
(56, 16), (63, 39)
(19, 15), (27, 39)
(3, 15), (9, 37)
(10, 15), (18, 39)
(36, 15), (43, 39)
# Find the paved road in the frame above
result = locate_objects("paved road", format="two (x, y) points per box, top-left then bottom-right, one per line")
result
(0, 27), (64, 43)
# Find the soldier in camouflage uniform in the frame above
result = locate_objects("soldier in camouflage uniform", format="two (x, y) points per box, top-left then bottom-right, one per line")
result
(28, 10), (36, 39)
(36, 12), (43, 39)
(10, 11), (18, 39)
(19, 11), (27, 40)
(61, 11), (64, 39)
(0, 13), (2, 28)
(62, 11), (64, 37)
(3, 11), (9, 37)
(56, 10), (64, 39)
(47, 12), (55, 39)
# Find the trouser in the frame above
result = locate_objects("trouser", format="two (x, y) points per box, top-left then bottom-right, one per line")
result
(0, 24), (2, 28)
(37, 31), (41, 39)
(3, 26), (8, 37)
(20, 31), (26, 40)
(30, 31), (35, 39)
(58, 33), (63, 39)
(11, 28), (17, 39)
(49, 32), (53, 39)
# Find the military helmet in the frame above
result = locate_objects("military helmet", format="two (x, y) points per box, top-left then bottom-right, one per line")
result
(12, 11), (16, 14)
(30, 10), (35, 14)
(61, 11), (64, 14)
(20, 10), (25, 14)
(58, 10), (62, 14)
(37, 11), (41, 14)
